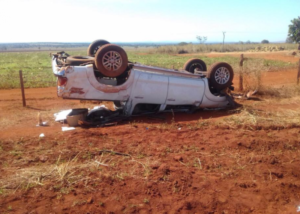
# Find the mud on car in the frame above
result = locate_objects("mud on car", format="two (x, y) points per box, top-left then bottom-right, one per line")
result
(51, 39), (234, 121)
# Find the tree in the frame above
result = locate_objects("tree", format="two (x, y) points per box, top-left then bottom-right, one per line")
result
(178, 42), (188, 46)
(196, 36), (207, 44)
(286, 37), (293, 43)
(287, 16), (300, 43)
(261, 39), (269, 44)
(222, 32), (226, 52)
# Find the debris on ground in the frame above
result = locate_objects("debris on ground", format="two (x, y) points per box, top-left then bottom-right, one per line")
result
(53, 105), (130, 129)
(54, 109), (72, 122)
(36, 112), (49, 126)
(52, 92), (257, 128)
(66, 109), (88, 126)
(36, 122), (48, 127)
(62, 127), (75, 132)
(233, 89), (258, 100)
(92, 105), (109, 110)
(78, 107), (129, 127)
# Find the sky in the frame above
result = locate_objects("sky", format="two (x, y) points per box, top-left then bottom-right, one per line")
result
(0, 0), (299, 43)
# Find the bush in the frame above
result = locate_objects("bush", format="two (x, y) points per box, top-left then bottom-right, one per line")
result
(178, 42), (188, 46)
(261, 40), (269, 44)
(288, 16), (300, 43)
(178, 50), (189, 54)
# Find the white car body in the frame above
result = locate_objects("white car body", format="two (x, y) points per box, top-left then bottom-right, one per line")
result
(52, 57), (230, 115)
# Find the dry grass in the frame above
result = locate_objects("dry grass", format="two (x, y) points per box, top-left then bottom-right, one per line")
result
(150, 43), (298, 54)
(0, 151), (158, 194)
(217, 96), (300, 129)
(257, 85), (300, 98)
(0, 166), (52, 191)
(221, 107), (259, 127)
(0, 154), (93, 193)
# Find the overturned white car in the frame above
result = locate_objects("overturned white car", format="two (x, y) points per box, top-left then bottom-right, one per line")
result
(51, 40), (234, 117)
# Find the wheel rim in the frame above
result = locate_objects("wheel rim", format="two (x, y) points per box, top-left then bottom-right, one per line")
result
(102, 51), (123, 71)
(214, 67), (230, 84)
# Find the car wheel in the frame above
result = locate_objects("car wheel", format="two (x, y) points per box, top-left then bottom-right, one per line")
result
(95, 44), (128, 77)
(66, 56), (95, 66)
(87, 39), (110, 56)
(183, 58), (207, 73)
(207, 62), (234, 90)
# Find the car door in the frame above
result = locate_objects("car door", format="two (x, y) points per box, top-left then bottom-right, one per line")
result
(131, 72), (168, 104)
(166, 76), (205, 106)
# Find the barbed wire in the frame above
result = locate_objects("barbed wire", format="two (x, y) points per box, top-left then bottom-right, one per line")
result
(0, 70), (57, 89)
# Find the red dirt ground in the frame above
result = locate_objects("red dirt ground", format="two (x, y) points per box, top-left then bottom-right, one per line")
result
(0, 53), (300, 213)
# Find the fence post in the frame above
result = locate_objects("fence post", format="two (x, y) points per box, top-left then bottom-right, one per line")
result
(239, 54), (244, 91)
(19, 70), (26, 107)
(297, 59), (300, 85)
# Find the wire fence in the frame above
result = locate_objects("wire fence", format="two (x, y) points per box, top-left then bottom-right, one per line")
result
(0, 70), (56, 89)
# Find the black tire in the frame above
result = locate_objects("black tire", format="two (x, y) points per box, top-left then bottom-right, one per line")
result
(207, 62), (234, 90)
(183, 58), (207, 73)
(66, 56), (95, 66)
(114, 101), (122, 107)
(86, 108), (112, 122)
(95, 44), (128, 77)
(87, 39), (110, 56)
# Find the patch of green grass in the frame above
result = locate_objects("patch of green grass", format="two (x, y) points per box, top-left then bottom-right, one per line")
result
(0, 46), (297, 89)
(0, 52), (57, 89)
(262, 59), (294, 68)
(150, 43), (297, 54)
(127, 52), (239, 70)
(243, 57), (294, 71)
